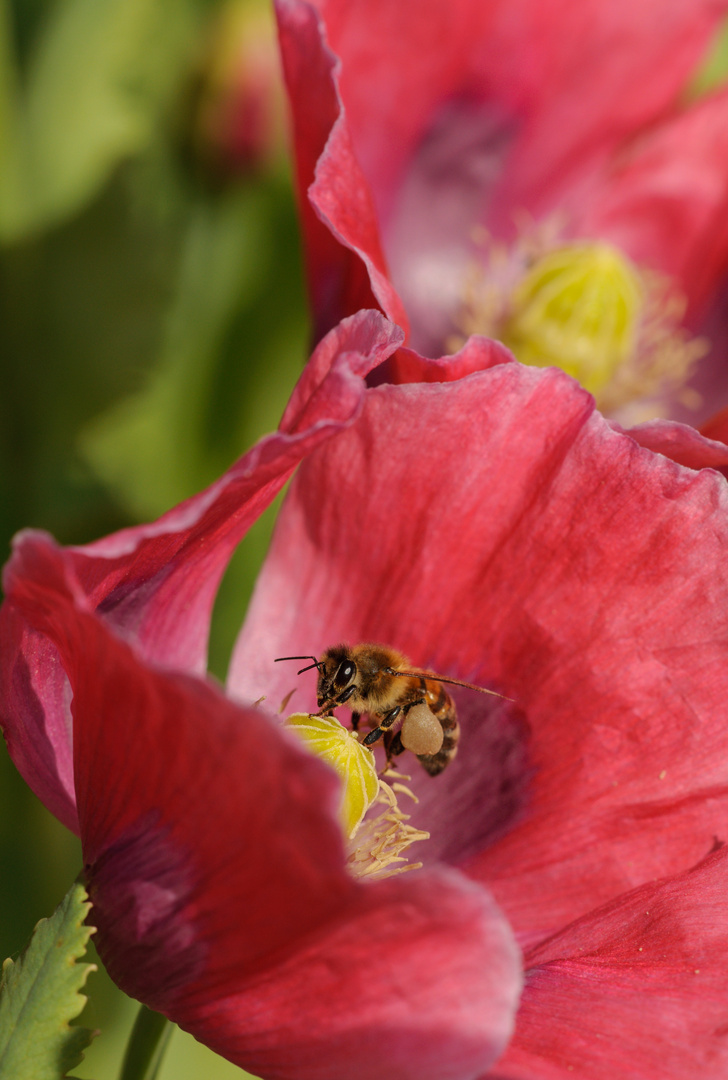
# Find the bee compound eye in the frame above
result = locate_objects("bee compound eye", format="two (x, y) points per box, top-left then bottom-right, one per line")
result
(335, 660), (356, 688)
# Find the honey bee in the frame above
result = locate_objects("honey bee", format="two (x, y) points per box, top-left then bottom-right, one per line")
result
(275, 643), (510, 776)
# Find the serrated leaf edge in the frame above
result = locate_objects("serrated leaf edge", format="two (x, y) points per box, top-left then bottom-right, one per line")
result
(0, 882), (99, 1079)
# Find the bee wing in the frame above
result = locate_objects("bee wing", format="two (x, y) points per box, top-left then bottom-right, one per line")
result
(384, 668), (513, 702)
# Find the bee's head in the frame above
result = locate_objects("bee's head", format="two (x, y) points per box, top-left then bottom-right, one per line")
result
(317, 645), (358, 707)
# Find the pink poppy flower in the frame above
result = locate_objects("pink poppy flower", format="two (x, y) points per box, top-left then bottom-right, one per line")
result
(276, 0), (728, 425)
(3, 311), (728, 1077)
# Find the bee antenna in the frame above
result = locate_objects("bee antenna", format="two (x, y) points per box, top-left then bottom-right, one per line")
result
(297, 661), (324, 675)
(274, 655), (323, 676)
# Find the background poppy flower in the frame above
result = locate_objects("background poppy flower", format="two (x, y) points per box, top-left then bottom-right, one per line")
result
(276, 0), (728, 425)
(4, 311), (728, 1076)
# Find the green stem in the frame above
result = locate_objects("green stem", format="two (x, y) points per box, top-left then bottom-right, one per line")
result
(118, 1005), (174, 1080)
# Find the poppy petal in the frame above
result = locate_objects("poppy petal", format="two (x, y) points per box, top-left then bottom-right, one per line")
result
(276, 0), (408, 341)
(613, 417), (728, 470)
(577, 88), (728, 318)
(495, 846), (728, 1080)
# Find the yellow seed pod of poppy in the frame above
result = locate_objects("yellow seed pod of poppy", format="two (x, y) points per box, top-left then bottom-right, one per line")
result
(503, 241), (643, 396)
(285, 713), (379, 838)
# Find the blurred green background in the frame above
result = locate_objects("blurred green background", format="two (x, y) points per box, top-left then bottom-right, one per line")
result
(1, 1), (728, 1077)
(0, 0), (309, 1075)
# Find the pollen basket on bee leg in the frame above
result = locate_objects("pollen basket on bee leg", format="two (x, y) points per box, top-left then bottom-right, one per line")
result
(400, 704), (444, 756)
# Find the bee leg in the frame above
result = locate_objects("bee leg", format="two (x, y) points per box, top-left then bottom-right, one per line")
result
(391, 732), (406, 756)
(350, 712), (360, 733)
(317, 686), (356, 716)
(402, 698), (425, 715)
(362, 706), (401, 747)
(382, 730), (406, 772)
(380, 700), (425, 769)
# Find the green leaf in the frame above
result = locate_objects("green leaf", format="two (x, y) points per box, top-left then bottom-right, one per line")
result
(0, 0), (198, 240)
(79, 185), (267, 516)
(0, 881), (97, 1080)
(79, 177), (308, 520)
